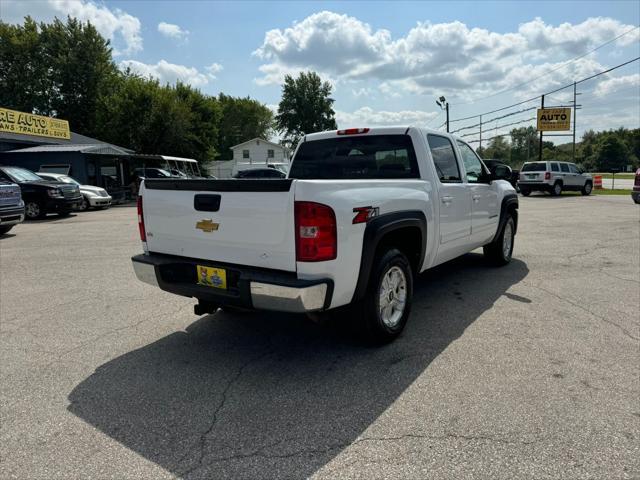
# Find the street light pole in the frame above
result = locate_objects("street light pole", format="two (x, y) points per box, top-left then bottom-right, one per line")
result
(436, 96), (450, 132)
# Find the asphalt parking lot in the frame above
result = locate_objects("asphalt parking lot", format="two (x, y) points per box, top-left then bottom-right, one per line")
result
(1, 195), (638, 480)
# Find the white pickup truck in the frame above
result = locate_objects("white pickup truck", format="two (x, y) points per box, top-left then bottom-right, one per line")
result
(132, 126), (518, 342)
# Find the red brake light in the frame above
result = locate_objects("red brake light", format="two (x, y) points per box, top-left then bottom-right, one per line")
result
(337, 128), (370, 135)
(137, 195), (146, 242)
(544, 171), (551, 180)
(295, 201), (337, 262)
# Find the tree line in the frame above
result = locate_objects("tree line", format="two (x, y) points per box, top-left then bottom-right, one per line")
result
(477, 125), (639, 172)
(0, 17), (274, 162)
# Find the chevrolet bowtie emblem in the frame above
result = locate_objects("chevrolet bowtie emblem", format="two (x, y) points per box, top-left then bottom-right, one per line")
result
(196, 219), (219, 232)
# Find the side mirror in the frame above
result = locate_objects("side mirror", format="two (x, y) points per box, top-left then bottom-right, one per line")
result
(491, 164), (512, 181)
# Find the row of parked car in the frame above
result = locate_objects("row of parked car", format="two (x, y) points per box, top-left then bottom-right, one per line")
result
(0, 165), (112, 234)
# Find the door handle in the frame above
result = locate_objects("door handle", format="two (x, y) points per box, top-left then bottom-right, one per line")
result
(441, 195), (453, 204)
(472, 194), (482, 202)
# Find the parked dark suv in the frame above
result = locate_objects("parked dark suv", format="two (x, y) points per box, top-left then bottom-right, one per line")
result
(0, 166), (82, 219)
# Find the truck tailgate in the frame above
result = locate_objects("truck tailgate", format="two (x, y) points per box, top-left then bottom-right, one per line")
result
(142, 179), (297, 272)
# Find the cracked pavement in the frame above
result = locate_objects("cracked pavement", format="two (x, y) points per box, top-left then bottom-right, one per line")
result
(1, 195), (638, 479)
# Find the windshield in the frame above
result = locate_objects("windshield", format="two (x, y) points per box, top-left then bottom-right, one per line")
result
(522, 162), (547, 172)
(2, 167), (44, 182)
(289, 135), (419, 179)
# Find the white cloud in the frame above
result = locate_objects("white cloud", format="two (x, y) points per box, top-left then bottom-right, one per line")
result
(2, 0), (143, 55)
(336, 107), (438, 128)
(205, 63), (224, 79)
(352, 87), (374, 98)
(593, 74), (640, 97)
(254, 11), (639, 99)
(119, 60), (211, 87)
(158, 22), (189, 40)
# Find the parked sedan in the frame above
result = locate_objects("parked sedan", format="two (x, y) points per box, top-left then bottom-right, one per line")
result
(37, 172), (112, 211)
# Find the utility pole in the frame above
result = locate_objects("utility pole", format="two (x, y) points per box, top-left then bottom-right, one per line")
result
(538, 94), (545, 162)
(572, 82), (577, 162)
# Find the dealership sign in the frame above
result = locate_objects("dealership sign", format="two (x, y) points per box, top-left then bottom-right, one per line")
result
(0, 107), (71, 140)
(537, 108), (571, 132)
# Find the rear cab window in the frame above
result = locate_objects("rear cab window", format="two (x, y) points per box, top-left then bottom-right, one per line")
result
(289, 135), (419, 179)
(522, 162), (548, 172)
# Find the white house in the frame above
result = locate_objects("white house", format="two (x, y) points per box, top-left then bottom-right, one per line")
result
(230, 138), (290, 165)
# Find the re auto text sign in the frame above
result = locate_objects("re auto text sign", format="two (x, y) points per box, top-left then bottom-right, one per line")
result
(0, 107), (71, 140)
(537, 108), (571, 132)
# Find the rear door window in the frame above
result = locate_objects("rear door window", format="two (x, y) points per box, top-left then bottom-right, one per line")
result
(427, 134), (462, 183)
(289, 135), (419, 179)
(551, 163), (559, 172)
(560, 163), (570, 173)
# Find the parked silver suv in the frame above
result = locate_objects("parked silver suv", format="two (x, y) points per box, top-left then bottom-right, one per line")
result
(518, 161), (593, 196)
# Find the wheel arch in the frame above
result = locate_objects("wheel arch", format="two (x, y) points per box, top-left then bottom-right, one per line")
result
(491, 194), (518, 243)
(352, 210), (427, 303)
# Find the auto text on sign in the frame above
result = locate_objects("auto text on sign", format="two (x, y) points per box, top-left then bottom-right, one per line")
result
(537, 108), (571, 132)
(0, 107), (71, 140)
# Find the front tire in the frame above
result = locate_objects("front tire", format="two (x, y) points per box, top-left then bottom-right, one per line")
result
(581, 182), (592, 196)
(25, 201), (45, 220)
(484, 215), (515, 266)
(354, 248), (413, 344)
(78, 196), (90, 211)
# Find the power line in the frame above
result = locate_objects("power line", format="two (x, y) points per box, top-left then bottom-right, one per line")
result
(450, 106), (537, 134)
(451, 25), (640, 107)
(449, 56), (640, 124)
(461, 117), (537, 139)
(425, 110), (443, 127)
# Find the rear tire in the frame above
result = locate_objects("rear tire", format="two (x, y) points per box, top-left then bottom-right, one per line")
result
(0, 225), (14, 235)
(551, 182), (562, 196)
(352, 248), (413, 344)
(581, 182), (592, 196)
(520, 188), (531, 196)
(483, 215), (515, 266)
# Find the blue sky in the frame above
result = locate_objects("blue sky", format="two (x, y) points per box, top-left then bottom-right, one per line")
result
(4, 1), (640, 143)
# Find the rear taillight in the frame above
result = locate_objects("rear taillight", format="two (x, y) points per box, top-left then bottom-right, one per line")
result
(544, 171), (551, 180)
(295, 201), (337, 262)
(337, 128), (370, 135)
(137, 195), (146, 242)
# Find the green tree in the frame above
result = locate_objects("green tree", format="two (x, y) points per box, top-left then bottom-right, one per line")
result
(0, 17), (49, 113)
(275, 71), (337, 148)
(0, 16), (117, 137)
(593, 134), (630, 172)
(509, 126), (537, 165)
(216, 94), (274, 160)
(483, 136), (511, 162)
